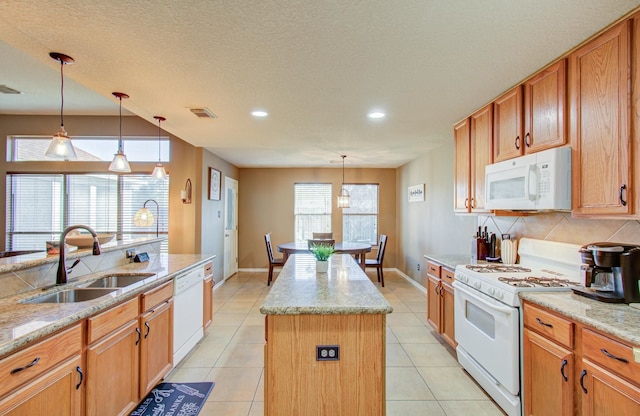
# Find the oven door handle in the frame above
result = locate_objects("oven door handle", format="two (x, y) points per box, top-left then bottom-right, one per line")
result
(454, 282), (513, 315)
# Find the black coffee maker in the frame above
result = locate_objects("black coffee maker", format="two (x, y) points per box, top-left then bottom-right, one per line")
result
(575, 242), (640, 303)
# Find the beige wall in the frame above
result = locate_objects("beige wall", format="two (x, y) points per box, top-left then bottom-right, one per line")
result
(238, 167), (396, 269)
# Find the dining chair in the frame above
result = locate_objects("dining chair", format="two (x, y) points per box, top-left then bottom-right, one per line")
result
(265, 233), (284, 286)
(307, 239), (335, 250)
(365, 234), (388, 287)
(312, 232), (333, 240)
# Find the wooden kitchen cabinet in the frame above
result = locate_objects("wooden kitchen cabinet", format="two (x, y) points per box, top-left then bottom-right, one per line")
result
(203, 261), (214, 329)
(570, 20), (633, 217)
(453, 104), (493, 213)
(494, 60), (567, 163)
(426, 261), (456, 349)
(523, 301), (640, 416)
(85, 298), (140, 416)
(139, 281), (173, 398)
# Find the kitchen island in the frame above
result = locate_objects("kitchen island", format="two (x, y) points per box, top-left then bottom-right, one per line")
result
(260, 253), (392, 416)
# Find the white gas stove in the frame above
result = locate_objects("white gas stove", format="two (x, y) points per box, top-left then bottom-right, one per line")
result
(453, 238), (583, 416)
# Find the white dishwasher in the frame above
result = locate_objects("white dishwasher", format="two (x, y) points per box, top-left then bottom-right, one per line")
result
(173, 266), (204, 366)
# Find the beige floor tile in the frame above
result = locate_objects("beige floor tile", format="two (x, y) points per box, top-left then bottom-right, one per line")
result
(248, 401), (264, 416)
(254, 371), (264, 401)
(386, 367), (435, 400)
(387, 300), (411, 312)
(198, 400), (252, 416)
(386, 312), (424, 326)
(405, 300), (427, 313)
(438, 400), (505, 416)
(215, 343), (265, 367)
(205, 367), (262, 401)
(386, 343), (414, 367)
(212, 313), (250, 326)
(417, 367), (489, 400)
(202, 325), (238, 344)
(390, 325), (441, 344)
(164, 366), (212, 383)
(387, 400), (446, 416)
(242, 314), (266, 326)
(180, 342), (227, 368)
(229, 325), (265, 344)
(404, 343), (459, 367)
(386, 326), (400, 344)
(217, 301), (256, 314)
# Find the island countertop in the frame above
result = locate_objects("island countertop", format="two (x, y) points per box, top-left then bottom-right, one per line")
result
(260, 253), (393, 315)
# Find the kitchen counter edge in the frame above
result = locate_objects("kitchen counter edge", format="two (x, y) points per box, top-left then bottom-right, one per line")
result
(520, 292), (640, 345)
(0, 253), (214, 358)
(424, 254), (473, 271)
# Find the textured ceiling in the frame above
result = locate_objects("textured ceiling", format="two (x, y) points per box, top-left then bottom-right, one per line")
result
(1, 0), (639, 167)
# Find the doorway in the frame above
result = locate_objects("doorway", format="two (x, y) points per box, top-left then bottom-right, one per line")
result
(223, 176), (238, 280)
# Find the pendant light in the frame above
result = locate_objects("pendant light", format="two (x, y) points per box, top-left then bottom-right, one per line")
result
(109, 92), (131, 172)
(45, 52), (77, 160)
(151, 116), (168, 179)
(337, 155), (350, 208)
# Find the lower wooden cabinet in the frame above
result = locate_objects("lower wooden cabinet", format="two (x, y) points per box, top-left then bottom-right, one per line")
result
(426, 261), (456, 349)
(523, 328), (574, 416)
(203, 276), (213, 329)
(523, 301), (640, 416)
(0, 355), (83, 416)
(139, 298), (173, 397)
(86, 319), (140, 416)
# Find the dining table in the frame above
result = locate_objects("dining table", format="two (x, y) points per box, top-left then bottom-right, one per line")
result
(277, 241), (372, 271)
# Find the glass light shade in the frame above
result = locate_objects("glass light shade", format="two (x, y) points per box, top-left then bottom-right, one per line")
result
(337, 188), (350, 208)
(45, 127), (77, 160)
(152, 164), (168, 179)
(108, 150), (131, 172)
(133, 207), (154, 227)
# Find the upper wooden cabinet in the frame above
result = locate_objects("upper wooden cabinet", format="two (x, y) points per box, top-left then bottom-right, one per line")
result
(494, 60), (567, 163)
(570, 20), (632, 216)
(453, 105), (493, 213)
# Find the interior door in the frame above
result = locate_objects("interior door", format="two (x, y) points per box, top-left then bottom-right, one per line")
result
(223, 177), (238, 280)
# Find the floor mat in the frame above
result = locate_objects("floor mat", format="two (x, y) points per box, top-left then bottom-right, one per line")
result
(130, 382), (214, 416)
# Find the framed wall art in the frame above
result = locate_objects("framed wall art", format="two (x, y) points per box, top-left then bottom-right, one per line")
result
(209, 167), (221, 200)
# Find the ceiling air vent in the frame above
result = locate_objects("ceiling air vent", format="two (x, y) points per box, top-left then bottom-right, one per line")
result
(0, 85), (23, 94)
(189, 107), (217, 119)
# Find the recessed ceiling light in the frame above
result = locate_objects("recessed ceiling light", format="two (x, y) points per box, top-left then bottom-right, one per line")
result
(251, 110), (268, 117)
(367, 111), (386, 119)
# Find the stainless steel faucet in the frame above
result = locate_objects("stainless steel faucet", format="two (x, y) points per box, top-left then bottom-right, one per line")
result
(56, 225), (102, 285)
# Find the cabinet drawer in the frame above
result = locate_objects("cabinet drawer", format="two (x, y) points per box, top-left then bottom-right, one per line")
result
(523, 303), (573, 348)
(204, 262), (213, 277)
(441, 268), (455, 286)
(582, 328), (640, 385)
(141, 280), (173, 312)
(0, 323), (82, 399)
(87, 297), (139, 344)
(427, 261), (441, 278)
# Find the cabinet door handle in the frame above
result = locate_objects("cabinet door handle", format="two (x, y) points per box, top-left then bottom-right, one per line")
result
(470, 197), (475, 208)
(619, 184), (627, 206)
(135, 327), (141, 345)
(536, 317), (553, 328)
(560, 359), (568, 382)
(434, 284), (440, 295)
(76, 366), (83, 390)
(580, 369), (588, 394)
(515, 136), (521, 150)
(144, 322), (151, 339)
(524, 132), (531, 147)
(10, 357), (40, 375)
(600, 348), (629, 364)
(464, 198), (469, 209)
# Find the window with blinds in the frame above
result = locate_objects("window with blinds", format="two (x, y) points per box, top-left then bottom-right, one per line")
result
(294, 183), (332, 243)
(342, 184), (379, 245)
(6, 174), (169, 251)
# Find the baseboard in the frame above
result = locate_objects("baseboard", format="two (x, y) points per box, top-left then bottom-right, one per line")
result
(239, 268), (269, 273)
(391, 268), (427, 294)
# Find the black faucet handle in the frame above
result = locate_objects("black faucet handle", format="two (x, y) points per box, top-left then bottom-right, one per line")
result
(92, 239), (101, 255)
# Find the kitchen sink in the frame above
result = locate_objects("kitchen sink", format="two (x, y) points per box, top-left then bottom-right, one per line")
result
(21, 288), (118, 304)
(83, 273), (156, 288)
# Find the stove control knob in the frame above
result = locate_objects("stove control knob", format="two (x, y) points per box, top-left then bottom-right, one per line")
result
(496, 291), (504, 299)
(473, 281), (481, 289)
(488, 288), (495, 296)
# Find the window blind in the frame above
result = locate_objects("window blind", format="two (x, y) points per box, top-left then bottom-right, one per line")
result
(342, 184), (379, 245)
(294, 183), (332, 243)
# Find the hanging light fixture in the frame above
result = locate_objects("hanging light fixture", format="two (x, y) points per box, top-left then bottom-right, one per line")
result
(337, 155), (350, 208)
(109, 92), (131, 172)
(151, 116), (168, 179)
(45, 52), (77, 160)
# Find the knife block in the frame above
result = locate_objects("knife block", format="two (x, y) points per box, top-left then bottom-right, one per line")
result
(472, 238), (488, 261)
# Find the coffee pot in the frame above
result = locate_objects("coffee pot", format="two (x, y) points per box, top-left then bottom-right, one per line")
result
(576, 242), (640, 303)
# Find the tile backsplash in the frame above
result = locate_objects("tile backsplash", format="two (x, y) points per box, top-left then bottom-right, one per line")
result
(479, 213), (640, 249)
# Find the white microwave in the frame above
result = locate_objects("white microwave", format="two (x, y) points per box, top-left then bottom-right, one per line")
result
(485, 146), (572, 211)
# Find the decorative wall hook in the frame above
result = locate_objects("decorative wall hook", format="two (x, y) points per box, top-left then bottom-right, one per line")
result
(181, 179), (192, 204)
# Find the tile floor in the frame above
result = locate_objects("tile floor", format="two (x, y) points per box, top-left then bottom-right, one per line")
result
(165, 270), (506, 416)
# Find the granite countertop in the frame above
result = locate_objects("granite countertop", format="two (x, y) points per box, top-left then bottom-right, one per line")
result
(520, 292), (640, 345)
(0, 236), (167, 273)
(0, 253), (214, 358)
(424, 254), (473, 270)
(260, 253), (393, 315)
